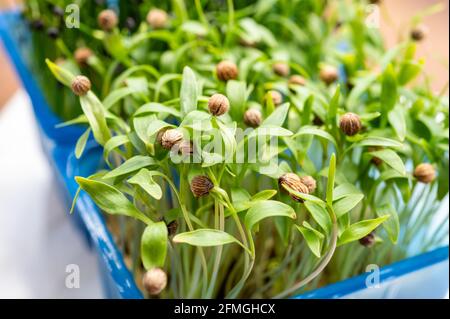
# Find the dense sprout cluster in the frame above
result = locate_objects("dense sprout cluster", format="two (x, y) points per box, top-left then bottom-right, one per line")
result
(22, 0), (448, 298)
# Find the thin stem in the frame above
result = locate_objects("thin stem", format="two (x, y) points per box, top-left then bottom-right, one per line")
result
(274, 205), (338, 299)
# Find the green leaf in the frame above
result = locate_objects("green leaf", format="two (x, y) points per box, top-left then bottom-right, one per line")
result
(282, 184), (326, 204)
(129, 169), (163, 200)
(333, 194), (364, 218)
(245, 200), (296, 230)
(180, 66), (198, 116)
(333, 183), (362, 201)
(376, 203), (400, 244)
(388, 105), (406, 141)
(75, 128), (91, 159)
(380, 169), (409, 181)
(134, 102), (181, 118)
(326, 153), (336, 206)
(45, 59), (75, 86)
(173, 229), (248, 252)
(398, 60), (423, 85)
(356, 136), (403, 148)
(296, 222), (324, 258)
(103, 156), (156, 179)
(75, 177), (150, 224)
(262, 103), (290, 126)
(337, 215), (389, 246)
(79, 92), (111, 145)
(381, 64), (398, 113)
(304, 201), (331, 234)
(103, 87), (139, 109)
(294, 126), (337, 147)
(369, 149), (406, 175)
(248, 125), (293, 139)
(103, 135), (129, 167)
(327, 85), (340, 129)
(141, 222), (168, 270)
(251, 189), (277, 201)
(226, 80), (247, 120)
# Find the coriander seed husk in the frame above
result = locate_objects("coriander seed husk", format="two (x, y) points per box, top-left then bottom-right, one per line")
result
(167, 220), (178, 236)
(278, 173), (309, 202)
(244, 108), (262, 127)
(368, 146), (382, 166)
(98, 9), (118, 31)
(267, 90), (283, 106)
(146, 8), (168, 29)
(161, 129), (183, 150)
(288, 75), (306, 86)
(216, 60), (238, 81)
(74, 47), (93, 66)
(176, 140), (194, 155)
(339, 112), (361, 136)
(413, 163), (436, 184)
(410, 24), (428, 42)
(208, 93), (230, 116)
(190, 176), (214, 197)
(71, 75), (91, 96)
(273, 62), (290, 77)
(143, 268), (167, 295)
(319, 65), (338, 85)
(46, 27), (59, 39)
(300, 176), (317, 193)
(359, 232), (375, 247)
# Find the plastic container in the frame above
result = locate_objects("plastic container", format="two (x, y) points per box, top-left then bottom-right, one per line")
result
(1, 9), (448, 299)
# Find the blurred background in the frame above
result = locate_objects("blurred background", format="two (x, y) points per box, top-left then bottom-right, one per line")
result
(0, 0), (448, 298)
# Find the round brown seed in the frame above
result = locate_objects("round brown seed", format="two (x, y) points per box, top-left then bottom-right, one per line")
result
(161, 129), (183, 150)
(243, 108), (262, 127)
(190, 175), (214, 197)
(71, 75), (91, 96)
(208, 93), (230, 116)
(320, 65), (339, 85)
(216, 60), (238, 81)
(300, 175), (317, 193)
(413, 163), (436, 184)
(267, 90), (283, 106)
(98, 9), (118, 31)
(146, 8), (168, 29)
(288, 75), (306, 86)
(74, 47), (93, 66)
(278, 173), (309, 202)
(273, 62), (290, 77)
(143, 268), (167, 295)
(339, 112), (361, 136)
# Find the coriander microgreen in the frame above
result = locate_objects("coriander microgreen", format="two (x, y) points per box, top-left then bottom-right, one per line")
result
(24, 0), (448, 299)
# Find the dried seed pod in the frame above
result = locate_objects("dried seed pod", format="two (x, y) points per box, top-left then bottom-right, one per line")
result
(208, 93), (230, 116)
(156, 127), (169, 145)
(216, 60), (238, 81)
(167, 220), (178, 236)
(52, 5), (64, 18)
(30, 19), (44, 31)
(413, 163), (436, 184)
(300, 176), (317, 193)
(175, 140), (194, 155)
(267, 90), (283, 106)
(368, 146), (382, 166)
(71, 75), (91, 96)
(161, 129), (183, 150)
(74, 47), (93, 66)
(339, 112), (361, 136)
(146, 8), (168, 29)
(98, 9), (118, 31)
(319, 65), (339, 85)
(359, 232), (375, 247)
(313, 114), (324, 126)
(288, 75), (306, 86)
(125, 17), (136, 31)
(273, 62), (290, 77)
(190, 175), (214, 197)
(278, 173), (309, 202)
(410, 24), (428, 42)
(46, 27), (59, 39)
(143, 268), (167, 295)
(243, 108), (262, 127)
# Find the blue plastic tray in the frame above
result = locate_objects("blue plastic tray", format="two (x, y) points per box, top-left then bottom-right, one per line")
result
(1, 9), (448, 299)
